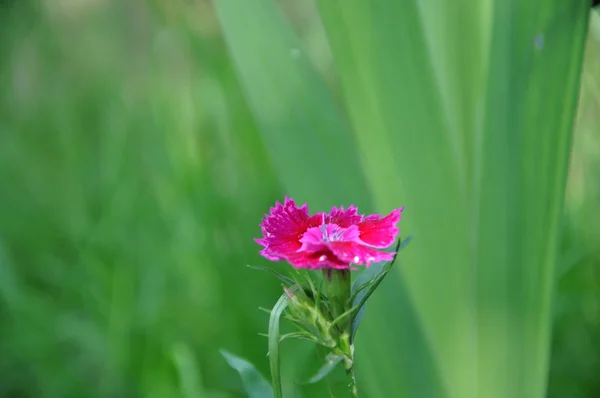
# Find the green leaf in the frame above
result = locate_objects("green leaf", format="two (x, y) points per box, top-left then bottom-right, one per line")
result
(213, 0), (372, 211)
(304, 354), (345, 385)
(397, 235), (414, 251)
(350, 237), (411, 299)
(268, 291), (289, 398)
(350, 262), (395, 341)
(349, 302), (366, 344)
(221, 350), (274, 398)
(557, 246), (587, 279)
(329, 305), (358, 335)
(317, 0), (590, 397)
(247, 265), (295, 286)
(279, 331), (317, 343)
(349, 237), (412, 339)
(172, 343), (207, 398)
(215, 0), (449, 394)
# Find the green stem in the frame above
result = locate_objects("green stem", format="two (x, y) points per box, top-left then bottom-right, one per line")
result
(324, 269), (357, 396)
(323, 269), (351, 333)
(348, 366), (359, 398)
(342, 340), (358, 397)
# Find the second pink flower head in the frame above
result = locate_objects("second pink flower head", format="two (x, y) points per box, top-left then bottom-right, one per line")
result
(255, 197), (404, 270)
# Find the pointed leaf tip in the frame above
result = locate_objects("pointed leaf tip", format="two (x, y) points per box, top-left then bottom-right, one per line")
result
(302, 354), (345, 385)
(349, 236), (412, 341)
(247, 265), (296, 286)
(397, 235), (414, 251)
(220, 350), (274, 398)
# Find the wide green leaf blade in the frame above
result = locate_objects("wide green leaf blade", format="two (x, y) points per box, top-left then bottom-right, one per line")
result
(214, 0), (450, 396)
(213, 0), (370, 210)
(317, 0), (590, 397)
(473, 3), (589, 398)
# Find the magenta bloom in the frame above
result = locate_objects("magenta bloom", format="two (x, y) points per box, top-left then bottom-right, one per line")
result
(255, 197), (404, 270)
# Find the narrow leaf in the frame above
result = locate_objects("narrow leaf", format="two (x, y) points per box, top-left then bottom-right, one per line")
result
(350, 304), (367, 343)
(304, 354), (345, 385)
(350, 265), (393, 340)
(247, 265), (295, 286)
(349, 238), (409, 340)
(352, 264), (393, 314)
(258, 307), (272, 315)
(329, 305), (358, 334)
(268, 291), (289, 398)
(221, 350), (274, 398)
(351, 237), (410, 311)
(279, 332), (317, 343)
(350, 237), (411, 300)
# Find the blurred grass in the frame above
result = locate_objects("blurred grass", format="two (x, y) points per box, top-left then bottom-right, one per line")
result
(0, 2), (285, 397)
(0, 1), (598, 398)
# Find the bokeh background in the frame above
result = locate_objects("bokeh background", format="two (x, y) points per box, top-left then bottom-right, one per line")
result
(0, 1), (599, 398)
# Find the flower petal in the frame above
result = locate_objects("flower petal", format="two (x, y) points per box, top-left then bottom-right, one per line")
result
(255, 199), (404, 270)
(328, 241), (395, 267)
(286, 250), (350, 270)
(357, 207), (403, 248)
(255, 197), (310, 260)
(257, 246), (285, 261)
(298, 224), (361, 251)
(305, 206), (362, 229)
(326, 205), (363, 227)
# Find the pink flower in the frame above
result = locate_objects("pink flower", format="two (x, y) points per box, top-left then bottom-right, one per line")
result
(255, 197), (404, 270)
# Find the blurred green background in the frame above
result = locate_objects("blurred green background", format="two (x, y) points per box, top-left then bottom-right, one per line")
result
(0, 1), (599, 397)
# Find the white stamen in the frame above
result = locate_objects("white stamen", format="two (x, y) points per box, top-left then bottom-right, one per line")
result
(320, 224), (328, 242)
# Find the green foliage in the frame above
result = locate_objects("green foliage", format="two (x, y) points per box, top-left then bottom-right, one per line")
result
(304, 353), (345, 384)
(254, 236), (413, 394)
(213, 0), (372, 210)
(268, 292), (289, 398)
(221, 350), (274, 398)
(350, 236), (412, 341)
(0, 2), (598, 398)
(314, 1), (590, 397)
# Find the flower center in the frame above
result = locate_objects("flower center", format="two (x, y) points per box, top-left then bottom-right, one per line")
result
(298, 223), (361, 254)
(319, 223), (346, 242)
